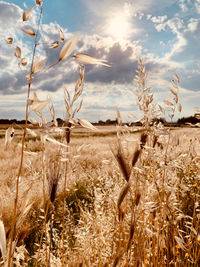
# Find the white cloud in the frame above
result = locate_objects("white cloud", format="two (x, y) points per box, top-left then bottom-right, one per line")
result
(168, 18), (185, 33)
(187, 18), (200, 32)
(152, 17), (185, 33)
(154, 23), (167, 32)
(178, 0), (189, 12)
(164, 33), (187, 60)
(195, 0), (200, 13)
(146, 14), (152, 20)
(151, 15), (167, 24)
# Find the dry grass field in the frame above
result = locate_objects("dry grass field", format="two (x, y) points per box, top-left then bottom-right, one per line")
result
(0, 125), (200, 266)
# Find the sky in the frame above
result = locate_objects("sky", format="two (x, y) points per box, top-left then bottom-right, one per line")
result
(0, 0), (200, 122)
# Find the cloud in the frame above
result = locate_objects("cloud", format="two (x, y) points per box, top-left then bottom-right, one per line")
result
(83, 41), (141, 84)
(195, 0), (200, 13)
(151, 15), (168, 24)
(178, 0), (189, 12)
(83, 0), (175, 14)
(165, 33), (187, 60)
(0, 1), (21, 28)
(149, 15), (199, 66)
(0, 0), (200, 122)
(153, 17), (185, 33)
(187, 18), (200, 32)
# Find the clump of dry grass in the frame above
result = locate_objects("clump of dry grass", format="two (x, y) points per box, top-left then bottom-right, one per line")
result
(110, 58), (200, 266)
(0, 124), (200, 266)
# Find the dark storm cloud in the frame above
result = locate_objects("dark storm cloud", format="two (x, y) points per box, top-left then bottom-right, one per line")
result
(0, 71), (27, 95)
(29, 39), (143, 92)
(81, 43), (139, 84)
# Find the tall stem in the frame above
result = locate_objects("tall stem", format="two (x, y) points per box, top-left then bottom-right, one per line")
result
(61, 139), (70, 266)
(7, 6), (43, 267)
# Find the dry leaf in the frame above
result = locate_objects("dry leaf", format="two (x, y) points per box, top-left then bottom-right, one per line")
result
(6, 37), (13, 44)
(59, 35), (78, 61)
(29, 118), (38, 125)
(45, 136), (68, 148)
(60, 158), (69, 162)
(0, 220), (6, 262)
(59, 28), (65, 41)
(68, 118), (76, 125)
(78, 119), (98, 131)
(116, 108), (122, 125)
(22, 27), (35, 37)
(76, 99), (83, 113)
(64, 88), (70, 103)
(175, 236), (186, 250)
(72, 87), (83, 103)
(27, 128), (37, 137)
(166, 107), (175, 112)
(48, 96), (58, 126)
(32, 58), (46, 73)
(5, 126), (14, 148)
(50, 41), (59, 49)
(36, 0), (43, 6)
(33, 91), (39, 101)
(117, 183), (130, 209)
(14, 46), (21, 58)
(173, 74), (180, 83)
(171, 80), (178, 89)
(32, 100), (49, 114)
(29, 93), (49, 115)
(22, 6), (34, 21)
(26, 73), (32, 80)
(158, 104), (165, 113)
(73, 54), (110, 67)
(178, 103), (182, 112)
(164, 99), (174, 106)
(20, 57), (27, 66)
(169, 88), (177, 97)
(169, 88), (178, 103)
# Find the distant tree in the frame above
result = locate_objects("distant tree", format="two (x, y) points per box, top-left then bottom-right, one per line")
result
(177, 116), (200, 125)
(98, 120), (105, 125)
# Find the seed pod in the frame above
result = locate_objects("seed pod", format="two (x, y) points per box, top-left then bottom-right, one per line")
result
(22, 6), (34, 21)
(14, 46), (21, 58)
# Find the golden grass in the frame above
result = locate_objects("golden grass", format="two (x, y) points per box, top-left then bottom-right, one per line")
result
(0, 126), (200, 266)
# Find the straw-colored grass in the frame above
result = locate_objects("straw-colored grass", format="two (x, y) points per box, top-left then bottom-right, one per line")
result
(0, 126), (200, 266)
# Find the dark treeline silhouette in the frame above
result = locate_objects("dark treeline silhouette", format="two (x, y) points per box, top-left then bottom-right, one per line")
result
(177, 114), (200, 125)
(0, 114), (200, 126)
(0, 119), (30, 125)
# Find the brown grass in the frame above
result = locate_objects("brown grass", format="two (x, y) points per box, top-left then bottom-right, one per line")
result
(0, 126), (200, 266)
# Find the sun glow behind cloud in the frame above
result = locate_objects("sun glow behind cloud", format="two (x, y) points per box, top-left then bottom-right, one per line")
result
(106, 13), (132, 41)
(103, 2), (133, 41)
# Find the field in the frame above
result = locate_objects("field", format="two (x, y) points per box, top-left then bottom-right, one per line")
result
(0, 124), (200, 266)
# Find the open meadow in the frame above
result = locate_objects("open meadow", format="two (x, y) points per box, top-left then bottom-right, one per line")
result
(0, 125), (200, 266)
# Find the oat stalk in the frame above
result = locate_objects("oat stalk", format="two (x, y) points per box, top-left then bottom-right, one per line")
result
(7, 5), (43, 266)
